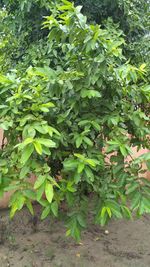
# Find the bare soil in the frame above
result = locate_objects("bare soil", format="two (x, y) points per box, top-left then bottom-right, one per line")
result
(0, 205), (150, 267)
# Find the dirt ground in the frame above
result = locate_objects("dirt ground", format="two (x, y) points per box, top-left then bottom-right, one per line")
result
(0, 205), (150, 267)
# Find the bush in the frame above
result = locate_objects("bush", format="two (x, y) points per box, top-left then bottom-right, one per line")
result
(0, 0), (150, 241)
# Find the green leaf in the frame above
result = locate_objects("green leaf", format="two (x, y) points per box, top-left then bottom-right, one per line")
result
(34, 175), (46, 190)
(67, 182), (76, 192)
(63, 159), (78, 170)
(68, 218), (81, 242)
(42, 146), (51, 155)
(51, 201), (58, 217)
(26, 200), (34, 215)
(33, 141), (43, 155)
(36, 138), (56, 148)
(106, 207), (112, 218)
(92, 121), (101, 131)
(42, 102), (55, 108)
(142, 197), (150, 212)
(10, 193), (26, 218)
(76, 136), (83, 148)
(77, 214), (86, 228)
(17, 195), (26, 210)
(126, 183), (139, 195)
(40, 107), (49, 112)
(130, 192), (141, 210)
(121, 206), (132, 219)
(120, 145), (128, 157)
(47, 126), (60, 136)
(34, 125), (48, 134)
(105, 201), (122, 219)
(138, 200), (145, 215)
(84, 166), (94, 182)
(111, 208), (122, 219)
(4, 184), (20, 192)
(0, 74), (12, 84)
(45, 182), (54, 203)
(101, 207), (107, 218)
(140, 152), (150, 161)
(21, 144), (34, 164)
(74, 173), (81, 184)
(0, 121), (13, 130)
(10, 203), (18, 219)
(23, 138), (34, 146)
(41, 206), (51, 220)
(86, 158), (99, 167)
(78, 120), (89, 127)
(36, 184), (45, 201)
(100, 211), (108, 226)
(83, 136), (93, 146)
(77, 162), (85, 173)
(23, 190), (36, 200)
(20, 166), (30, 179)
(81, 89), (101, 98)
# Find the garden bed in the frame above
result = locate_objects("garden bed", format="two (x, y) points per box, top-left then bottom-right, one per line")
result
(0, 205), (150, 267)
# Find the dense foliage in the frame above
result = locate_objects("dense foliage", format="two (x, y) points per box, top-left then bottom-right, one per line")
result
(0, 0), (150, 241)
(75, 0), (150, 33)
(75, 0), (150, 73)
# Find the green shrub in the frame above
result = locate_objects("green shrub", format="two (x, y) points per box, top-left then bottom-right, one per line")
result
(0, 0), (150, 241)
